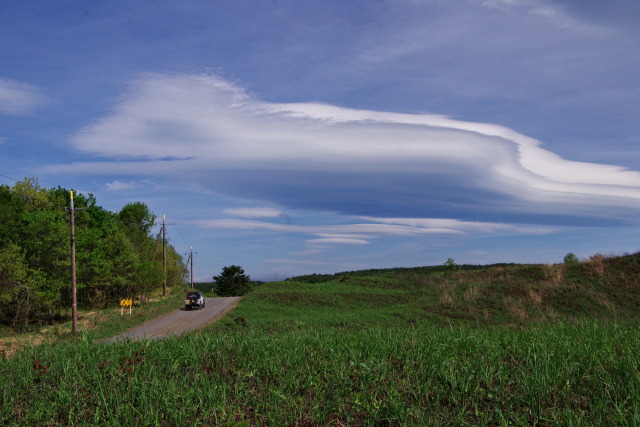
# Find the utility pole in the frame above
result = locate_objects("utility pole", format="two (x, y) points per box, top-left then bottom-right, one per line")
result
(180, 253), (191, 285)
(190, 246), (196, 290)
(151, 228), (162, 262)
(70, 191), (77, 335)
(153, 215), (173, 295)
(162, 214), (167, 296)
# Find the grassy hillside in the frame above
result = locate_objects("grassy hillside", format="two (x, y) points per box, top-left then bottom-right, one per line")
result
(281, 252), (640, 326)
(1, 254), (639, 425)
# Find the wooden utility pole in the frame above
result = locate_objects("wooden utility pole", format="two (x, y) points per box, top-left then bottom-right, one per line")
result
(190, 246), (195, 290)
(70, 191), (77, 335)
(162, 214), (167, 296)
(180, 253), (191, 285)
(151, 228), (162, 262)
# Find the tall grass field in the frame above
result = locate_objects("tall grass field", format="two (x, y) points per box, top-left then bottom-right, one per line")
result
(1, 254), (640, 425)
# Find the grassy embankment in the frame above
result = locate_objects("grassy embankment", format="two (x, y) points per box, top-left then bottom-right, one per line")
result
(0, 285), (187, 356)
(1, 253), (639, 425)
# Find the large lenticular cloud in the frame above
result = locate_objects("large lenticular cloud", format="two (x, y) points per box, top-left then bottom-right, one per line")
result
(60, 73), (640, 225)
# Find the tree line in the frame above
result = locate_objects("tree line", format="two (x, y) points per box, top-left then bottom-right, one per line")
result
(0, 178), (185, 332)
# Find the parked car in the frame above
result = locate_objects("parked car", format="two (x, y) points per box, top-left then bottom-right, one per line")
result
(185, 291), (205, 310)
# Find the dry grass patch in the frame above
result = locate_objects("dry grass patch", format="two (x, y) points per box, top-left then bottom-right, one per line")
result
(527, 288), (543, 305)
(585, 253), (608, 276)
(504, 296), (529, 324)
(463, 285), (479, 302)
(542, 264), (564, 286)
(440, 289), (455, 307)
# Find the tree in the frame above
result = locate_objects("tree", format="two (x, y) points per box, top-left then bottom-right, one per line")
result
(0, 243), (36, 331)
(564, 253), (580, 265)
(118, 202), (156, 252)
(0, 179), (188, 330)
(444, 258), (459, 272)
(0, 184), (23, 245)
(19, 209), (68, 320)
(12, 177), (51, 212)
(213, 265), (250, 296)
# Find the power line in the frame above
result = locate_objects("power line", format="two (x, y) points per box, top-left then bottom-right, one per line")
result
(0, 160), (33, 180)
(0, 172), (19, 183)
(0, 160), (66, 189)
(173, 223), (190, 247)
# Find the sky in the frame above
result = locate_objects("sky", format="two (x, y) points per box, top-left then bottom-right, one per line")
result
(1, 0), (639, 281)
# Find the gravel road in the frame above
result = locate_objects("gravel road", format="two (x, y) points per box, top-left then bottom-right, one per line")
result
(103, 296), (241, 342)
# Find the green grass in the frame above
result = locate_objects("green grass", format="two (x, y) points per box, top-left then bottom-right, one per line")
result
(1, 254), (640, 425)
(0, 284), (186, 355)
(2, 320), (638, 425)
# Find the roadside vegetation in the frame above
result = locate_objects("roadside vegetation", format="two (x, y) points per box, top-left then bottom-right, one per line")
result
(0, 178), (185, 333)
(0, 284), (186, 357)
(1, 253), (639, 425)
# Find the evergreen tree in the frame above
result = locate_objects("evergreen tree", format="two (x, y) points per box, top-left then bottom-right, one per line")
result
(213, 265), (250, 296)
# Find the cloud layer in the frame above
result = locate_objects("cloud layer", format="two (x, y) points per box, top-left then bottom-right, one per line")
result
(191, 214), (555, 254)
(52, 73), (640, 226)
(0, 78), (47, 115)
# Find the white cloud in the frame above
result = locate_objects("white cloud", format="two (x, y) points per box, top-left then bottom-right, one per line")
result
(306, 237), (370, 246)
(263, 258), (366, 272)
(264, 258), (331, 266)
(480, 0), (526, 11)
(49, 73), (640, 224)
(478, 0), (605, 33)
(316, 233), (377, 240)
(0, 78), (47, 115)
(223, 207), (289, 219)
(357, 217), (556, 235)
(104, 180), (144, 190)
(192, 218), (465, 237)
(190, 215), (555, 257)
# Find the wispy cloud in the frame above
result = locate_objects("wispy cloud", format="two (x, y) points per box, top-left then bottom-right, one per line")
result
(194, 216), (553, 237)
(263, 258), (366, 272)
(306, 237), (370, 246)
(0, 78), (47, 115)
(263, 258), (332, 266)
(191, 218), (466, 237)
(357, 217), (556, 235)
(223, 207), (290, 219)
(45, 73), (640, 226)
(104, 180), (146, 191)
(190, 214), (555, 256)
(478, 0), (611, 33)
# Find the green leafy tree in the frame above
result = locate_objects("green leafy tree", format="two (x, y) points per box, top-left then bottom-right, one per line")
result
(118, 202), (156, 235)
(564, 253), (580, 265)
(19, 209), (68, 319)
(165, 244), (186, 289)
(444, 258), (459, 272)
(0, 179), (188, 329)
(213, 265), (250, 296)
(0, 184), (23, 245)
(0, 243), (37, 331)
(12, 177), (51, 212)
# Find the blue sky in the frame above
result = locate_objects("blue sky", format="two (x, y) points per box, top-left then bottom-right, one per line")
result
(1, 0), (639, 281)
